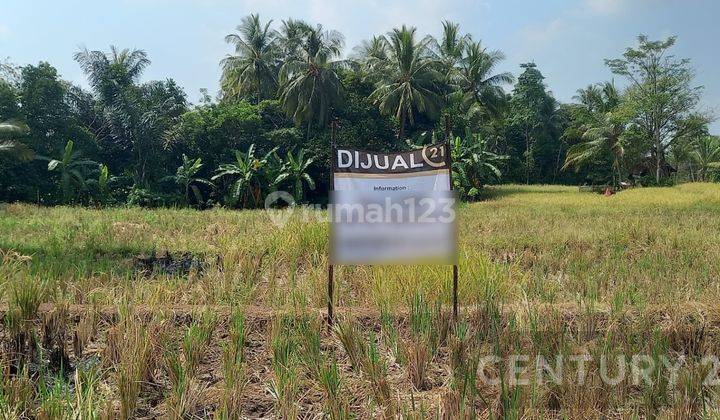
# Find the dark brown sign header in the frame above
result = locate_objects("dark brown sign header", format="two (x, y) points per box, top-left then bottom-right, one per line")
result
(333, 143), (450, 175)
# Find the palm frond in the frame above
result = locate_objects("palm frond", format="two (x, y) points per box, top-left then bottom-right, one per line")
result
(0, 140), (34, 161)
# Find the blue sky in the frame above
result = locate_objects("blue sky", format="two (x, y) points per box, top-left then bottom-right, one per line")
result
(2, 0), (718, 132)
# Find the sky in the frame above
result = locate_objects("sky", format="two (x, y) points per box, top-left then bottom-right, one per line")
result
(1, 0), (718, 132)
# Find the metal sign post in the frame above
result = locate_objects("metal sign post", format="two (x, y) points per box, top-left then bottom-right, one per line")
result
(444, 114), (459, 322)
(328, 120), (337, 329)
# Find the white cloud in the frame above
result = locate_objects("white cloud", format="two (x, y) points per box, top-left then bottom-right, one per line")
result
(0, 24), (9, 38)
(517, 18), (568, 51)
(514, 0), (629, 57)
(305, 0), (449, 48)
(584, 0), (621, 15)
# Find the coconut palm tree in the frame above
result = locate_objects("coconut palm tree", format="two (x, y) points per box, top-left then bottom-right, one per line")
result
(436, 21), (468, 79)
(40, 140), (99, 203)
(274, 148), (316, 203)
(573, 82), (619, 114)
(600, 81), (620, 111)
(690, 135), (720, 181)
(302, 24), (343, 58)
(212, 144), (278, 208)
(369, 25), (444, 141)
(221, 14), (280, 102)
(279, 24), (344, 141)
(277, 18), (312, 63)
(352, 36), (389, 78)
(563, 112), (626, 186)
(0, 120), (33, 161)
(74, 46), (150, 104)
(573, 84), (603, 113)
(454, 41), (514, 121)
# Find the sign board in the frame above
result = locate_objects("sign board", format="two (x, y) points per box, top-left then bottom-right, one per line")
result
(330, 143), (457, 265)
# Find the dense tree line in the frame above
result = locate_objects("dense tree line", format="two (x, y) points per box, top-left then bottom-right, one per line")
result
(0, 17), (716, 208)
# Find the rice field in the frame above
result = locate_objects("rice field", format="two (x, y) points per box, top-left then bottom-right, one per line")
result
(2, 183), (720, 418)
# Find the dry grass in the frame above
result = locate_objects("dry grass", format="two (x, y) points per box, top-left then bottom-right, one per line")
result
(2, 183), (720, 310)
(1, 183), (720, 417)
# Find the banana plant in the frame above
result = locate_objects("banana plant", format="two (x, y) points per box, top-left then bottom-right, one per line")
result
(450, 128), (506, 200)
(86, 164), (112, 205)
(212, 144), (278, 208)
(39, 140), (98, 203)
(164, 154), (214, 206)
(274, 148), (316, 203)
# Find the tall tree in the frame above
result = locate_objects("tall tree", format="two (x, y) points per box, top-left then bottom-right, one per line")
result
(573, 81), (620, 115)
(277, 18), (312, 63)
(563, 111), (627, 186)
(369, 25), (444, 140)
(573, 84), (603, 113)
(1, 63), (94, 203)
(436, 21), (468, 79)
(74, 46), (149, 106)
(20, 63), (75, 156)
(352, 36), (389, 79)
(139, 79), (188, 180)
(279, 24), (344, 141)
(74, 46), (149, 181)
(606, 35), (706, 183)
(507, 63), (560, 184)
(75, 46), (186, 186)
(0, 59), (20, 85)
(221, 14), (279, 102)
(562, 81), (627, 185)
(454, 40), (514, 121)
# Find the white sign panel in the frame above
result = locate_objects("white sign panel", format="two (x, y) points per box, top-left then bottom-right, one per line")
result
(330, 144), (457, 265)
